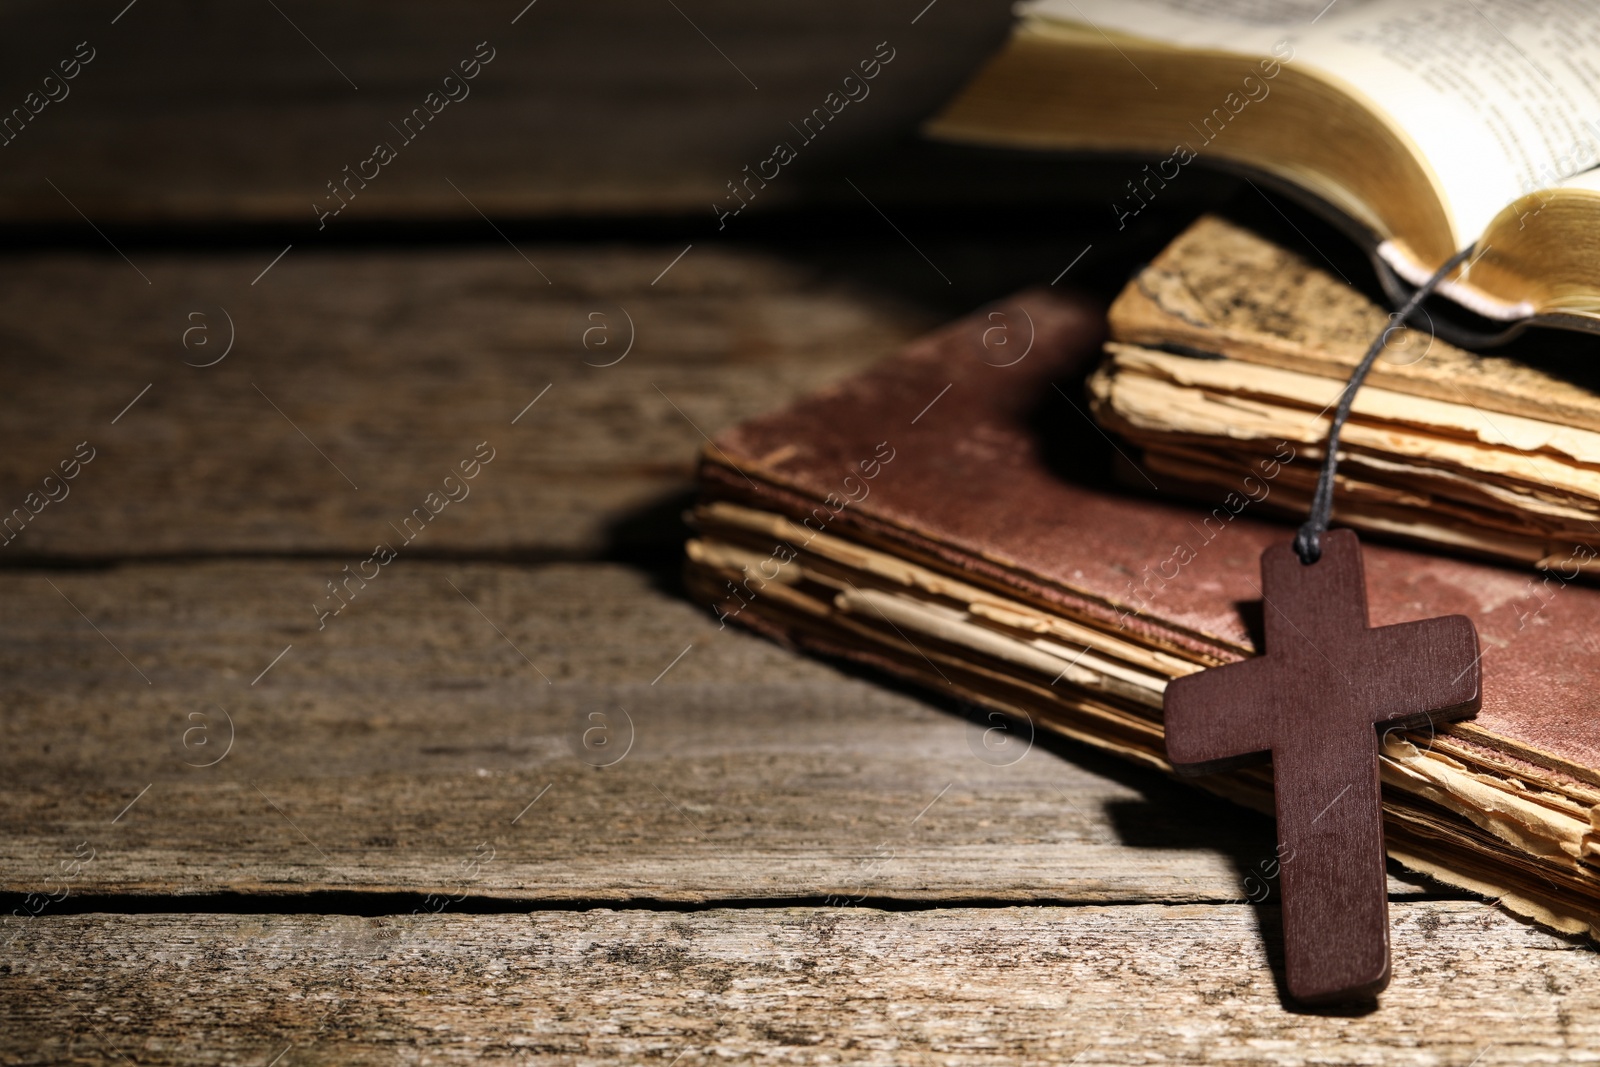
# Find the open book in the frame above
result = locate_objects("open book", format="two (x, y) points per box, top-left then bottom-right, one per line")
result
(929, 0), (1600, 333)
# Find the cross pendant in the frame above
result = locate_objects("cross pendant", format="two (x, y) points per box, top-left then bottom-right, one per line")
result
(1163, 530), (1481, 1003)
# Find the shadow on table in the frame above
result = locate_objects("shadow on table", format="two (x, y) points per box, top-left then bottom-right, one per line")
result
(598, 486), (700, 577)
(897, 671), (1400, 1016)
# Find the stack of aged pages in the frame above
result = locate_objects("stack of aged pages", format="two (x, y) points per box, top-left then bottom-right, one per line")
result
(1091, 215), (1600, 572)
(686, 292), (1600, 939)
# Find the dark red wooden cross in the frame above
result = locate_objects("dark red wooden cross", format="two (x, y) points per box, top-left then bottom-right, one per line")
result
(1163, 530), (1481, 1004)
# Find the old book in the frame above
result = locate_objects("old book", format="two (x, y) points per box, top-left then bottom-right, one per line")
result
(686, 292), (1600, 940)
(928, 0), (1600, 334)
(1091, 213), (1600, 571)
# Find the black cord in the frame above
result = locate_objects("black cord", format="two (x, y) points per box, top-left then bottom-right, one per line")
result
(1293, 243), (1478, 564)
(1372, 254), (1532, 348)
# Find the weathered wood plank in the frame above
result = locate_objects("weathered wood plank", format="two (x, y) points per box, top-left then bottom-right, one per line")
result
(0, 1), (1184, 224)
(4, 902), (1589, 1065)
(0, 1), (958, 223)
(0, 560), (1443, 907)
(0, 246), (934, 559)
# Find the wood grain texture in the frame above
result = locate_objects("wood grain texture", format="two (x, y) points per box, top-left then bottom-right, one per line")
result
(0, 245), (933, 560)
(0, 0), (1079, 223)
(0, 560), (1446, 908)
(4, 902), (1593, 1065)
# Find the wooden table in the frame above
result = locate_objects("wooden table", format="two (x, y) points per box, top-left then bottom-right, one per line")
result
(2, 239), (1596, 1065)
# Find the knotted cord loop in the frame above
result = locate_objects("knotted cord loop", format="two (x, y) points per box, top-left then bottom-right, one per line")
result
(1293, 244), (1478, 564)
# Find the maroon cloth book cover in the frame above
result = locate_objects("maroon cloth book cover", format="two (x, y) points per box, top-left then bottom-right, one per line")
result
(698, 290), (1600, 787)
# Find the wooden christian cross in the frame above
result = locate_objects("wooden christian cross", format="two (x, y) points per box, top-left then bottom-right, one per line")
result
(1163, 530), (1481, 1004)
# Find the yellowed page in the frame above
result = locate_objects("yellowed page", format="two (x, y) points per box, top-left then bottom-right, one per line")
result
(1026, 0), (1600, 252)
